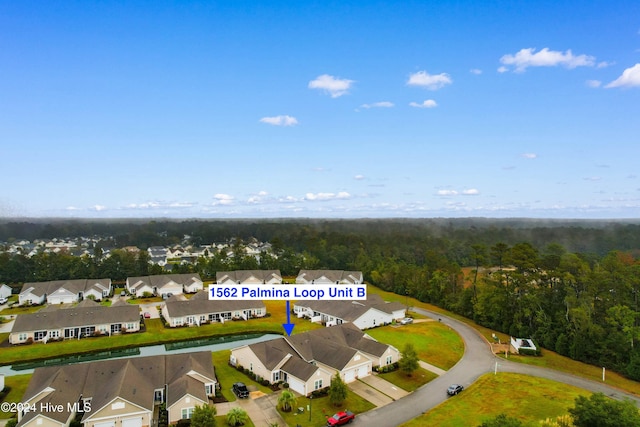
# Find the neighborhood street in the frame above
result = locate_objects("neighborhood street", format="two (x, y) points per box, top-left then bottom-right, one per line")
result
(356, 307), (640, 427)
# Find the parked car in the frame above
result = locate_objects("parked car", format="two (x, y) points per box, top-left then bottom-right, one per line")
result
(120, 291), (126, 296)
(326, 410), (355, 426)
(232, 382), (249, 398)
(447, 384), (464, 395)
(143, 312), (151, 318)
(400, 317), (413, 325)
(0, 297), (8, 305)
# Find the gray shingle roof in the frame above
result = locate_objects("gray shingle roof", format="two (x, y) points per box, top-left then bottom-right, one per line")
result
(11, 302), (139, 333)
(164, 290), (265, 318)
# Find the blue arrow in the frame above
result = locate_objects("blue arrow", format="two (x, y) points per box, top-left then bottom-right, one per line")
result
(282, 300), (295, 336)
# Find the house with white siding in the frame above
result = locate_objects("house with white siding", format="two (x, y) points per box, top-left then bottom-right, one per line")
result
(126, 274), (202, 297)
(294, 293), (406, 329)
(230, 323), (399, 396)
(216, 270), (282, 285)
(296, 270), (363, 285)
(18, 279), (112, 305)
(162, 291), (266, 327)
(0, 284), (12, 299)
(9, 299), (140, 344)
(16, 351), (216, 427)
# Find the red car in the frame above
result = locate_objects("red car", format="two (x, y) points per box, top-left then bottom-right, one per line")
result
(326, 411), (355, 426)
(143, 312), (151, 318)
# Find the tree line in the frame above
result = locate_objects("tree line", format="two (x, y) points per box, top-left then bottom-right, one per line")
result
(1, 218), (640, 379)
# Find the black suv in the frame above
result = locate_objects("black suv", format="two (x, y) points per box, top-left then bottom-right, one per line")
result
(447, 384), (464, 395)
(233, 382), (249, 398)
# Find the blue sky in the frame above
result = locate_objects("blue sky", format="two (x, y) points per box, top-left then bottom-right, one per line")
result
(2, 1), (639, 219)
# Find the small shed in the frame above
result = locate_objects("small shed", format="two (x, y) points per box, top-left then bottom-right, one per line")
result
(511, 337), (537, 354)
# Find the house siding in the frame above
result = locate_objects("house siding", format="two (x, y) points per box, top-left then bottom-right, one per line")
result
(167, 395), (207, 424)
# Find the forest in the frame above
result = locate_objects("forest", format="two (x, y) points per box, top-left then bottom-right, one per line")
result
(1, 218), (640, 379)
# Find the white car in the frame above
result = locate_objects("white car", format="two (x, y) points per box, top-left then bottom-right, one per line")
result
(400, 317), (413, 325)
(0, 297), (8, 305)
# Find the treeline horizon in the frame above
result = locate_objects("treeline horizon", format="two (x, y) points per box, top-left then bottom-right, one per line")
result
(2, 218), (640, 381)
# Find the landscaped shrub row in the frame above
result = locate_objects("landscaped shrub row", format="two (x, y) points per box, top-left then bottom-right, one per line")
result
(373, 362), (400, 373)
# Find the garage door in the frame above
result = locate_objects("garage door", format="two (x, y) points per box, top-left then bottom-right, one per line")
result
(357, 365), (368, 379)
(344, 370), (355, 383)
(122, 418), (142, 427)
(95, 422), (115, 427)
(288, 377), (305, 396)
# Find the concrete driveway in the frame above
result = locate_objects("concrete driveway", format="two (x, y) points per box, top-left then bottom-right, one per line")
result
(216, 391), (284, 427)
(138, 302), (162, 318)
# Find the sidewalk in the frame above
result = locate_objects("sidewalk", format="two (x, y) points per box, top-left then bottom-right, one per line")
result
(418, 360), (446, 376)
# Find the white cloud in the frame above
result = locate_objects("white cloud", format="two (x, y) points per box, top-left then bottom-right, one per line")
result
(65, 206), (80, 211)
(437, 190), (458, 196)
(605, 64), (640, 88)
(470, 68), (482, 75)
(360, 101), (394, 109)
(308, 74), (354, 98)
(354, 174), (365, 180)
(522, 153), (538, 159)
(597, 61), (613, 68)
(91, 205), (107, 212)
(497, 66), (509, 73)
(500, 48), (596, 72)
(212, 194), (234, 205)
(259, 115), (298, 126)
(409, 99), (438, 108)
(462, 189), (480, 195)
(586, 79), (602, 88)
(305, 192), (351, 201)
(407, 71), (452, 90)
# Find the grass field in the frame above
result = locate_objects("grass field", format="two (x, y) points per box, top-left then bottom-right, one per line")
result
(0, 374), (32, 419)
(366, 321), (464, 370)
(401, 373), (589, 427)
(277, 391), (376, 427)
(377, 366), (438, 392)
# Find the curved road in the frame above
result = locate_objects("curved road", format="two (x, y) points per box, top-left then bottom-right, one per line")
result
(357, 308), (640, 427)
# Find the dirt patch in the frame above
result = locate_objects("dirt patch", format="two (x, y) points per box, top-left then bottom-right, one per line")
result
(250, 390), (267, 399)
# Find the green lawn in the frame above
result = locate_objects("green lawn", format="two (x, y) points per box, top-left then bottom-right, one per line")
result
(0, 374), (32, 419)
(376, 366), (438, 392)
(401, 372), (589, 427)
(277, 392), (375, 427)
(211, 350), (273, 402)
(0, 300), (323, 366)
(366, 321), (464, 370)
(1, 305), (44, 315)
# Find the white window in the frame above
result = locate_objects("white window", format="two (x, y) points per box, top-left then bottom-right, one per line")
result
(99, 325), (107, 333)
(126, 323), (135, 330)
(386, 356), (393, 365)
(255, 309), (262, 316)
(181, 408), (194, 419)
(19, 333), (27, 341)
(314, 379), (323, 390)
(205, 384), (213, 395)
(49, 330), (59, 339)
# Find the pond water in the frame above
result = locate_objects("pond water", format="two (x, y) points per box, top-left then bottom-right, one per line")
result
(0, 333), (281, 376)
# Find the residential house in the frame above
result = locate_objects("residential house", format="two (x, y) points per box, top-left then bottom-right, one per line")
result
(0, 283), (12, 299)
(18, 279), (112, 305)
(147, 246), (168, 266)
(230, 323), (399, 396)
(16, 351), (216, 427)
(9, 299), (140, 344)
(294, 293), (406, 330)
(125, 274), (203, 297)
(296, 270), (363, 285)
(216, 270), (282, 285)
(162, 291), (266, 327)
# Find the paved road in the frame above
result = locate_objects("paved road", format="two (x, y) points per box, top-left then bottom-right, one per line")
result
(356, 307), (640, 427)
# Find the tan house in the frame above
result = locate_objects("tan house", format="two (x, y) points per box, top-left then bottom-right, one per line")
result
(161, 291), (266, 327)
(215, 270), (282, 285)
(230, 323), (399, 396)
(9, 299), (140, 344)
(16, 351), (216, 427)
